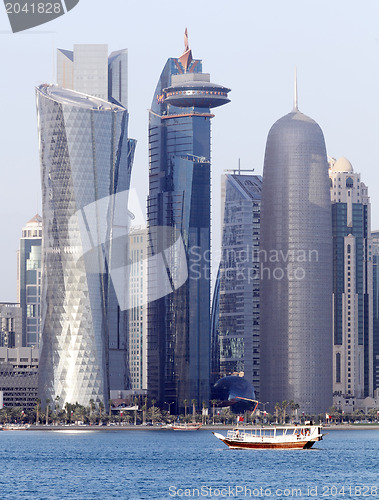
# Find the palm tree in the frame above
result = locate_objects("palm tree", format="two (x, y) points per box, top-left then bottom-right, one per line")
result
(221, 407), (233, 424)
(45, 399), (50, 425)
(281, 400), (288, 424)
(183, 399), (188, 418)
(35, 398), (41, 425)
(289, 401), (299, 423)
(142, 397), (147, 425)
(274, 402), (280, 424)
(98, 401), (105, 424)
(202, 401), (207, 424)
(109, 399), (113, 418)
(89, 399), (96, 424)
(211, 399), (217, 425)
(133, 397), (138, 425)
(191, 399), (197, 423)
(151, 399), (157, 425)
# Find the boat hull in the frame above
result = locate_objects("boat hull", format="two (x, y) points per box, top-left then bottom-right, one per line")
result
(217, 436), (317, 449)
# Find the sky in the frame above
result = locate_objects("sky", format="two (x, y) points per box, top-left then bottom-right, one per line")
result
(1, 0), (379, 301)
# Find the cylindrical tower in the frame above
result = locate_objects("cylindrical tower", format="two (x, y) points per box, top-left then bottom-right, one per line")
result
(260, 105), (333, 415)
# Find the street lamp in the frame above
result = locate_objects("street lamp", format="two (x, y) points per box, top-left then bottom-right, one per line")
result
(261, 402), (269, 423)
(164, 402), (173, 415)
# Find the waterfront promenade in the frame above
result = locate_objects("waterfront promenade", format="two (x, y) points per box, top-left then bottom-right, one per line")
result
(22, 423), (379, 431)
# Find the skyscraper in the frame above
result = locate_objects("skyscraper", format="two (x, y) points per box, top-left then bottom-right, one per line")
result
(216, 172), (262, 394)
(129, 228), (148, 391)
(36, 45), (135, 409)
(147, 32), (230, 411)
(17, 214), (42, 348)
(0, 303), (22, 348)
(260, 91), (333, 415)
(57, 44), (128, 107)
(329, 157), (373, 400)
(372, 230), (379, 394)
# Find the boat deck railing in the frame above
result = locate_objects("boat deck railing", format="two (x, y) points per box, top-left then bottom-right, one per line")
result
(227, 425), (321, 442)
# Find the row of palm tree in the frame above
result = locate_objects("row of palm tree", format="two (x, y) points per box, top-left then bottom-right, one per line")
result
(0, 398), (238, 426)
(273, 400), (300, 424)
(3, 397), (376, 426)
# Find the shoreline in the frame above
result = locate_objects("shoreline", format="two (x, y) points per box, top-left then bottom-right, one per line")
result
(11, 423), (379, 432)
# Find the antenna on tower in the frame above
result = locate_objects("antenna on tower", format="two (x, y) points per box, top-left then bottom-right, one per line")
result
(293, 66), (298, 111)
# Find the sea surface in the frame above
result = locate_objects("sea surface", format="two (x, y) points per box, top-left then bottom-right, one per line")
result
(0, 428), (378, 500)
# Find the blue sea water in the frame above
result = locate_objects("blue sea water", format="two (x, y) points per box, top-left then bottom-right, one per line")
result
(0, 429), (378, 500)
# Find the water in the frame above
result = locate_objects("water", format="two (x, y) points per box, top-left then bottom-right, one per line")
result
(0, 429), (378, 499)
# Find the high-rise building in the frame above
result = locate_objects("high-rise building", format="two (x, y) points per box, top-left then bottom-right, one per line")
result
(36, 44), (135, 409)
(372, 230), (379, 393)
(129, 228), (148, 391)
(0, 347), (38, 409)
(210, 268), (221, 386)
(17, 214), (42, 347)
(57, 44), (128, 107)
(147, 32), (230, 411)
(330, 157), (373, 400)
(260, 93), (333, 415)
(216, 172), (262, 395)
(0, 303), (22, 348)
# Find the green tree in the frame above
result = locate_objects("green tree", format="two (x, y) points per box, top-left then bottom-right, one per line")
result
(147, 405), (162, 425)
(202, 401), (207, 424)
(281, 400), (288, 424)
(191, 399), (197, 423)
(274, 402), (280, 424)
(221, 407), (233, 424)
(35, 398), (41, 425)
(133, 397), (138, 425)
(45, 399), (51, 425)
(98, 401), (105, 423)
(211, 399), (217, 425)
(183, 399), (188, 418)
(288, 400), (299, 423)
(89, 399), (96, 424)
(142, 397), (148, 425)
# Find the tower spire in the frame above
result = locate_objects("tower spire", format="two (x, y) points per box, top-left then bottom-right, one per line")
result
(179, 27), (193, 72)
(293, 66), (298, 111)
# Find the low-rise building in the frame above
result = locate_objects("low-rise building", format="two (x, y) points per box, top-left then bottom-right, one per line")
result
(0, 303), (22, 348)
(0, 347), (38, 409)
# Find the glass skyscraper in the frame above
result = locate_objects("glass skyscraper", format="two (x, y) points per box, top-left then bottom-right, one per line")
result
(260, 101), (333, 415)
(214, 172), (262, 395)
(330, 157), (373, 400)
(17, 214), (42, 347)
(372, 230), (379, 393)
(147, 34), (230, 411)
(36, 45), (135, 409)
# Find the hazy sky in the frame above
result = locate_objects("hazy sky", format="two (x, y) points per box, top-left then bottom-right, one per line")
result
(1, 0), (379, 301)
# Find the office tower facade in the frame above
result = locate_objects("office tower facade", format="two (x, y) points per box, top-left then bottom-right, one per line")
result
(0, 303), (22, 348)
(147, 33), (230, 410)
(57, 44), (128, 107)
(129, 228), (148, 390)
(36, 44), (135, 408)
(330, 157), (373, 399)
(216, 172), (262, 395)
(260, 100), (333, 415)
(0, 347), (38, 409)
(210, 268), (221, 385)
(17, 214), (42, 347)
(372, 231), (379, 393)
